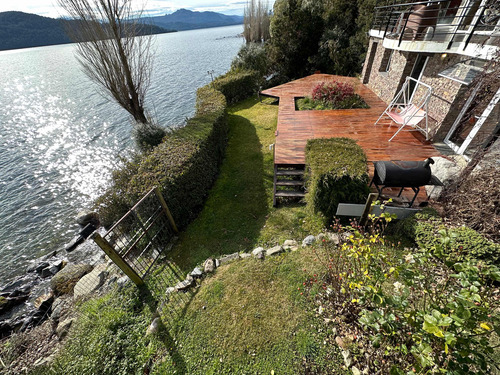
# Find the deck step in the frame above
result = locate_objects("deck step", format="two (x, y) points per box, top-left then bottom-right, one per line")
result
(275, 190), (306, 198)
(276, 169), (304, 176)
(273, 164), (306, 206)
(276, 180), (304, 187)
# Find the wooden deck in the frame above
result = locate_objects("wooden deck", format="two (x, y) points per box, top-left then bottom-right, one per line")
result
(262, 74), (442, 205)
(262, 74), (440, 167)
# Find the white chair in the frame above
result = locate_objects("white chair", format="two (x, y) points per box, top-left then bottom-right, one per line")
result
(375, 76), (432, 141)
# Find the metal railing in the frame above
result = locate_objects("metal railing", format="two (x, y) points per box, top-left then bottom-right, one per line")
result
(93, 186), (178, 285)
(372, 0), (500, 50)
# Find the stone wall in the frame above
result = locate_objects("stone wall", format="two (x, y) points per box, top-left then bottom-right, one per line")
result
(363, 39), (415, 103)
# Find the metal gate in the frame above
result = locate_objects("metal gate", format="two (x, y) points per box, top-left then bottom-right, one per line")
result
(92, 187), (178, 286)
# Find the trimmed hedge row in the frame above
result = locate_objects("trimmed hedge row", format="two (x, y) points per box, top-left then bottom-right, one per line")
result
(212, 69), (260, 105)
(395, 208), (500, 266)
(305, 138), (370, 222)
(95, 86), (228, 229)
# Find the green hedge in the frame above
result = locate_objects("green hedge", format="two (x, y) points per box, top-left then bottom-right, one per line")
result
(212, 69), (259, 105)
(396, 208), (500, 266)
(305, 138), (370, 222)
(95, 86), (227, 229)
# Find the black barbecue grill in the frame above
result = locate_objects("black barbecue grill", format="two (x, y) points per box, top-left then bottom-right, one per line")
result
(370, 158), (443, 207)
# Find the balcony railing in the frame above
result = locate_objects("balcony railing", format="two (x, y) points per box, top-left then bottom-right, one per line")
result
(371, 0), (500, 51)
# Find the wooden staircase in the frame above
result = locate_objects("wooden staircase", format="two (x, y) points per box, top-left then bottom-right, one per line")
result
(273, 164), (306, 206)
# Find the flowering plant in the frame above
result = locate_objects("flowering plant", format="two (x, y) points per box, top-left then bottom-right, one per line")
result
(303, 207), (499, 374)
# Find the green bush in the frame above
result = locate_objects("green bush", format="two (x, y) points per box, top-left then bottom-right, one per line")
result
(132, 120), (167, 153)
(305, 137), (370, 222)
(95, 86), (227, 229)
(396, 208), (500, 266)
(312, 222), (500, 374)
(231, 43), (268, 78)
(212, 69), (259, 105)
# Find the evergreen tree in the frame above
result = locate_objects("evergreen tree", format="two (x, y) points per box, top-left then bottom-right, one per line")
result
(266, 0), (378, 78)
(267, 0), (324, 79)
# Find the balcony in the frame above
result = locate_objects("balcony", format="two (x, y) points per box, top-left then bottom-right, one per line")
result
(370, 0), (500, 59)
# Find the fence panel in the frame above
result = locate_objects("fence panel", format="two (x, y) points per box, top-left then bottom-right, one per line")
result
(93, 186), (178, 285)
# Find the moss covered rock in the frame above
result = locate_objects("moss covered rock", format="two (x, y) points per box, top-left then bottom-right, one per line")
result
(51, 264), (93, 296)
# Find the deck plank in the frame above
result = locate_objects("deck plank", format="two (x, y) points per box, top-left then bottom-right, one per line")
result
(262, 74), (439, 166)
(262, 74), (442, 204)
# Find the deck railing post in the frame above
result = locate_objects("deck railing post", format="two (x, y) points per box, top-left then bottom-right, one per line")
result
(92, 233), (145, 286)
(154, 187), (179, 234)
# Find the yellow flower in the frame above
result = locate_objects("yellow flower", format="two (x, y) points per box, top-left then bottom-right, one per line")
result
(480, 322), (492, 331)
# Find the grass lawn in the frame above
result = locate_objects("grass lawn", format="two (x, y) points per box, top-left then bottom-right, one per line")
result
(31, 97), (340, 375)
(170, 96), (323, 271)
(22, 97), (500, 375)
(154, 249), (345, 374)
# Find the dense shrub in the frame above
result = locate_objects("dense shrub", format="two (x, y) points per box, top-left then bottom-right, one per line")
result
(308, 219), (500, 374)
(212, 69), (260, 105)
(95, 86), (228, 229)
(395, 208), (500, 266)
(132, 120), (167, 152)
(312, 81), (354, 103)
(296, 81), (369, 110)
(231, 43), (268, 78)
(305, 137), (370, 222)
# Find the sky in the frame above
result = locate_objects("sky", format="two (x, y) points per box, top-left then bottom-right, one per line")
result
(0, 0), (275, 18)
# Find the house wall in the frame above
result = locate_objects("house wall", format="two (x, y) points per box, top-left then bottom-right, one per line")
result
(361, 37), (489, 141)
(362, 40), (415, 104)
(414, 54), (465, 140)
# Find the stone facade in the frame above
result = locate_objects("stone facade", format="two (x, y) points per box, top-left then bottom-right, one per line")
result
(362, 37), (498, 144)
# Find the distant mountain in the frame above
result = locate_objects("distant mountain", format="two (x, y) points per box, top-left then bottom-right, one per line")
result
(147, 9), (244, 31)
(0, 11), (174, 51)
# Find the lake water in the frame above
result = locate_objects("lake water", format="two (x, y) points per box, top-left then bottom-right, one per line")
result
(0, 25), (244, 284)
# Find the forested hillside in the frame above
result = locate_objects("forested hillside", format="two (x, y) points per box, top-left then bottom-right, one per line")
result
(0, 12), (71, 51)
(148, 8), (243, 31)
(0, 11), (173, 51)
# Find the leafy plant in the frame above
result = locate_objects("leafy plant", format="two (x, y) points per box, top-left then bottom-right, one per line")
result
(312, 81), (354, 103)
(308, 215), (500, 374)
(395, 208), (500, 267)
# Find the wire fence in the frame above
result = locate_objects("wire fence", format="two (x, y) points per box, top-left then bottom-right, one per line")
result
(0, 186), (186, 373)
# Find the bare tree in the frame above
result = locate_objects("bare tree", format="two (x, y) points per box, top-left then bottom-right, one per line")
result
(244, 0), (270, 43)
(58, 0), (154, 126)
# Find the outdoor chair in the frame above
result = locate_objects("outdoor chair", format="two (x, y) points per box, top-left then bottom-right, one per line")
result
(375, 76), (433, 141)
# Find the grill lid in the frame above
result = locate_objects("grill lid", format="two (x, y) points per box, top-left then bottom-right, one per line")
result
(374, 158), (434, 187)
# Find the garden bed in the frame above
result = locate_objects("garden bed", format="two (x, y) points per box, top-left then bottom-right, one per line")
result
(295, 81), (369, 111)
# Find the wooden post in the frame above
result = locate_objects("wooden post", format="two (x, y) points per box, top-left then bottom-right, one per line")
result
(92, 233), (144, 286)
(359, 193), (378, 227)
(154, 187), (179, 234)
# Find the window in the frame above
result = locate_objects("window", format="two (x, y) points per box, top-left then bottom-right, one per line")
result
(379, 49), (394, 73)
